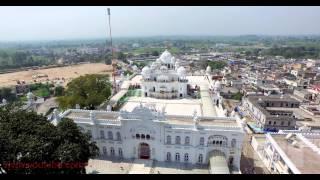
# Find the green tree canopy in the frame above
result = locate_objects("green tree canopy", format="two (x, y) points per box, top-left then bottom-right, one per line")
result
(57, 74), (112, 110)
(54, 86), (65, 97)
(151, 50), (159, 56)
(207, 61), (227, 70)
(0, 87), (17, 102)
(0, 103), (99, 174)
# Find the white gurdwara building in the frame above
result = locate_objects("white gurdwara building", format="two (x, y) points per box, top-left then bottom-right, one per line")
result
(52, 104), (244, 173)
(141, 50), (188, 99)
(51, 49), (245, 174)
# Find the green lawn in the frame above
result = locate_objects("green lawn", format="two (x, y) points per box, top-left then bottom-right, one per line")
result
(33, 87), (50, 98)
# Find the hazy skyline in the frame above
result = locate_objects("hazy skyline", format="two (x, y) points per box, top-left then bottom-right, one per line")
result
(1, 6), (320, 41)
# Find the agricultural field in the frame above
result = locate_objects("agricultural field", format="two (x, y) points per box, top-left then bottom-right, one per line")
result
(0, 63), (113, 88)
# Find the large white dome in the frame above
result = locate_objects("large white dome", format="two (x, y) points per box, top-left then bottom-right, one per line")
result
(141, 66), (151, 77)
(159, 49), (173, 64)
(177, 66), (186, 77)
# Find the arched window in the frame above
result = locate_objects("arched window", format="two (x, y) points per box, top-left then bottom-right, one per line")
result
(198, 154), (203, 163)
(141, 134), (145, 139)
(118, 148), (123, 157)
(175, 153), (180, 162)
(231, 139), (236, 148)
(100, 130), (105, 139)
(110, 147), (115, 156)
(175, 136), (181, 144)
(146, 134), (150, 140)
(185, 136), (190, 145)
(208, 135), (228, 146)
(167, 135), (171, 144)
(200, 137), (204, 146)
(108, 131), (113, 140)
(184, 153), (189, 162)
(136, 134), (140, 139)
(102, 146), (107, 155)
(166, 152), (171, 161)
(116, 132), (121, 141)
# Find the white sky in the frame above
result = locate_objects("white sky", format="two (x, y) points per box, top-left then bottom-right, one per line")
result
(0, 6), (320, 41)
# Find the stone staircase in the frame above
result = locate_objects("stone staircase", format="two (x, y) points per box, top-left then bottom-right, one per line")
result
(129, 159), (154, 174)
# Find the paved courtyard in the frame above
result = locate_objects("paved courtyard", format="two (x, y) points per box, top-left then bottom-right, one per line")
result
(150, 161), (209, 174)
(85, 157), (134, 174)
(85, 157), (210, 174)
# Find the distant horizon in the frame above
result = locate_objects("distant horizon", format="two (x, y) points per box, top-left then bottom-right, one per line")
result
(2, 34), (320, 43)
(1, 7), (320, 42)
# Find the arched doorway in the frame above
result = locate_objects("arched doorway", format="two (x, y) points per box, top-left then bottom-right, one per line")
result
(139, 143), (150, 159)
(228, 156), (234, 167)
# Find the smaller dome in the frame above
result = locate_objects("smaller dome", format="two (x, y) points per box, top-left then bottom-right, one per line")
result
(27, 92), (34, 99)
(214, 80), (221, 91)
(132, 65), (138, 71)
(177, 66), (186, 77)
(170, 57), (176, 64)
(141, 66), (151, 78)
(175, 60), (180, 70)
(142, 66), (151, 74)
(206, 66), (212, 73)
(150, 62), (157, 70)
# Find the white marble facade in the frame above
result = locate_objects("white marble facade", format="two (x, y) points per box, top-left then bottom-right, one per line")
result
(53, 104), (244, 171)
(141, 50), (188, 99)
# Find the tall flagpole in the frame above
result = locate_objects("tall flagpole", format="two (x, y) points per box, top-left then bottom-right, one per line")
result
(107, 8), (117, 94)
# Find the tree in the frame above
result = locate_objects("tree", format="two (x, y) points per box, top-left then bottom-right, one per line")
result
(54, 86), (65, 97)
(207, 61), (227, 70)
(231, 92), (243, 101)
(0, 87), (17, 102)
(57, 74), (112, 110)
(151, 50), (159, 56)
(54, 118), (99, 174)
(117, 52), (126, 61)
(0, 103), (98, 174)
(105, 54), (112, 65)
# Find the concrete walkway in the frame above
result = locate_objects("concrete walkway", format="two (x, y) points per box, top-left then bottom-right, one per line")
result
(129, 159), (154, 174)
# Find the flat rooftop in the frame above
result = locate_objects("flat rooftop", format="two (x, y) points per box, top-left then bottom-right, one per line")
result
(66, 111), (118, 120)
(63, 108), (239, 128)
(118, 75), (222, 117)
(166, 116), (239, 127)
(271, 134), (320, 174)
(121, 97), (203, 116)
